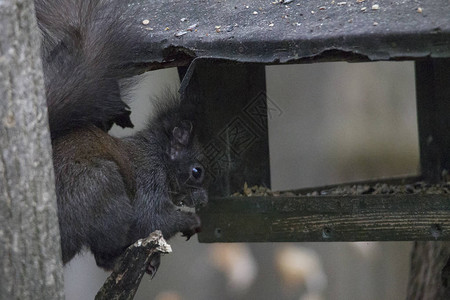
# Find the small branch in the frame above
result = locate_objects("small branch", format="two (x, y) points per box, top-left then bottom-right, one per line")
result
(95, 231), (172, 300)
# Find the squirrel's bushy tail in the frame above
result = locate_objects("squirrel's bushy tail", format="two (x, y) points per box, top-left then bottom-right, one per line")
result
(35, 0), (137, 139)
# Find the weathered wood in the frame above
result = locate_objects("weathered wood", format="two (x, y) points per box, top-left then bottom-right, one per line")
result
(181, 59), (271, 197)
(407, 58), (450, 299)
(0, 0), (64, 298)
(416, 58), (450, 182)
(121, 0), (450, 73)
(197, 194), (450, 242)
(95, 231), (171, 300)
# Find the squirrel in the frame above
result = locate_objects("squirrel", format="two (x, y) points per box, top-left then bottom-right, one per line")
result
(34, 0), (208, 275)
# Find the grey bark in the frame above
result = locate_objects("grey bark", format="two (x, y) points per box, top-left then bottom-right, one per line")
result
(0, 0), (64, 299)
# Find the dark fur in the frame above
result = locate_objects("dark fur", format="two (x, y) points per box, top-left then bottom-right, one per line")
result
(36, 0), (137, 138)
(36, 0), (207, 270)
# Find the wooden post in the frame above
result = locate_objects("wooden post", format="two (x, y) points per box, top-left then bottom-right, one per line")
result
(180, 60), (271, 198)
(416, 59), (450, 182)
(408, 58), (450, 299)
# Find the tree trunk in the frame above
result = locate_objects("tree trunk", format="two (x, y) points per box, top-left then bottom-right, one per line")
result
(0, 0), (64, 299)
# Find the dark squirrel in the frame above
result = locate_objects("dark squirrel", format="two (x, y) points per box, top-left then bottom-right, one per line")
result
(35, 0), (208, 274)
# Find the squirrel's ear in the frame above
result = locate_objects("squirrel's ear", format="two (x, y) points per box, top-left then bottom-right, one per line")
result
(169, 120), (193, 160)
(172, 120), (193, 146)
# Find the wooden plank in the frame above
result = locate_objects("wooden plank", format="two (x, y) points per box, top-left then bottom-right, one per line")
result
(121, 0), (450, 72)
(197, 194), (450, 242)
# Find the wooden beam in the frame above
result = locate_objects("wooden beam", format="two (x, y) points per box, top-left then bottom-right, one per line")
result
(197, 194), (450, 242)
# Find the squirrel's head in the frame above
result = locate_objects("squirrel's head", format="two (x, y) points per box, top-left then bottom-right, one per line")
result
(165, 120), (208, 208)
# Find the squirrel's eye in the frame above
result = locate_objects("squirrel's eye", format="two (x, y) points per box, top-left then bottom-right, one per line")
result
(191, 166), (203, 180)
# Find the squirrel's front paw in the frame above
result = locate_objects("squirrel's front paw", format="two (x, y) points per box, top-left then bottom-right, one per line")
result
(181, 213), (201, 241)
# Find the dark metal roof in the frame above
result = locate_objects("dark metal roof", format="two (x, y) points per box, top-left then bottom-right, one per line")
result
(126, 0), (450, 68)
